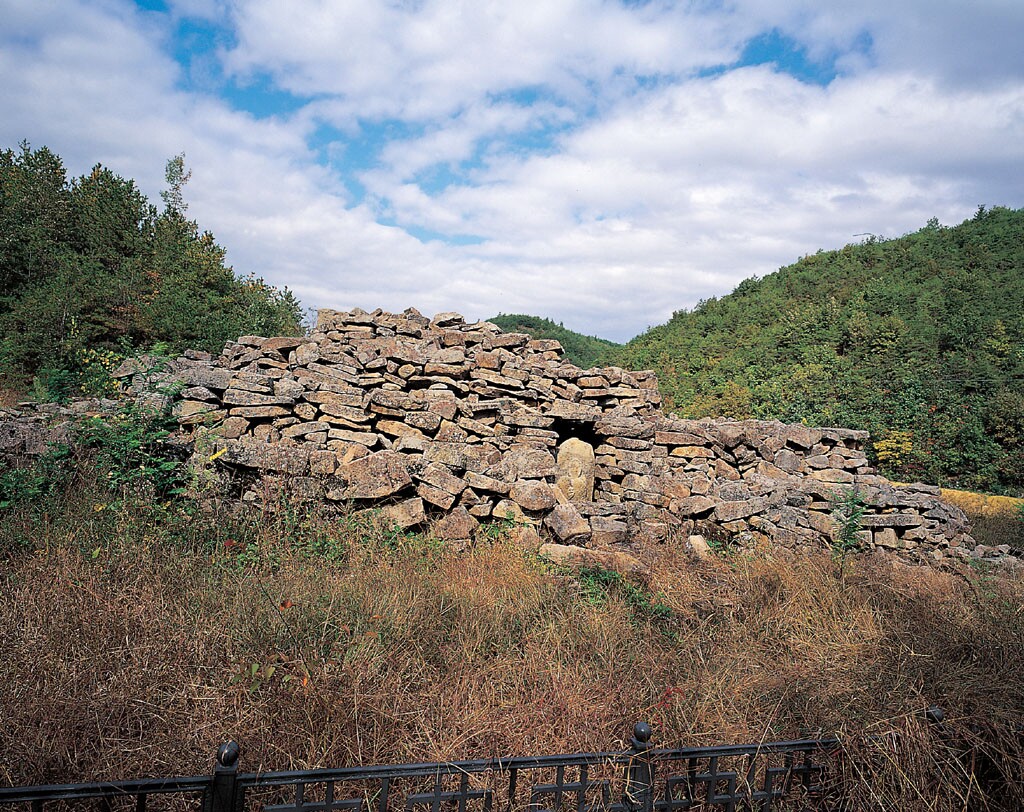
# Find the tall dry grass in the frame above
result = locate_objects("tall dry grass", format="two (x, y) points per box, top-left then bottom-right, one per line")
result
(941, 488), (1024, 549)
(1, 473), (1022, 810)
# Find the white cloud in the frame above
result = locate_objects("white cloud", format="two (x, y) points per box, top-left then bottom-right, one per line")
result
(353, 65), (1023, 337)
(222, 0), (746, 122)
(1, 0), (1022, 344)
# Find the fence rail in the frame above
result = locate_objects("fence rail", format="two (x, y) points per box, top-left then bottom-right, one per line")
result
(0, 724), (843, 812)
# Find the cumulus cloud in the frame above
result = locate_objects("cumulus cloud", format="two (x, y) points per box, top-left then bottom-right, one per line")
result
(738, 0), (1024, 88)
(222, 1), (745, 121)
(1, 0), (1022, 342)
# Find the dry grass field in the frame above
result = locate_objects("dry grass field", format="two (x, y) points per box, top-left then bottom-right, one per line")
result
(1, 460), (1022, 809)
(941, 488), (1024, 549)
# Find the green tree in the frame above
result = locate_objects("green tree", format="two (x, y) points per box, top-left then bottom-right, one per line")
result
(69, 165), (156, 345)
(0, 143), (303, 391)
(0, 142), (73, 297)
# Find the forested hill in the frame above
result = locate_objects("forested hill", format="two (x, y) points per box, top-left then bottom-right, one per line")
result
(487, 314), (620, 369)
(612, 207), (1024, 495)
(0, 143), (302, 398)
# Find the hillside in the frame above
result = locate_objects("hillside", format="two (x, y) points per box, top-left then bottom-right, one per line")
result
(0, 143), (302, 399)
(613, 207), (1024, 495)
(487, 314), (620, 368)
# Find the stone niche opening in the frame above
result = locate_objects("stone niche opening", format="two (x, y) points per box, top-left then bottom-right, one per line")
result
(548, 416), (601, 448)
(548, 415), (602, 504)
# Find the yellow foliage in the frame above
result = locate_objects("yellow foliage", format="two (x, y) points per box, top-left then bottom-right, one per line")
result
(689, 380), (753, 420)
(73, 345), (124, 396)
(874, 430), (913, 469)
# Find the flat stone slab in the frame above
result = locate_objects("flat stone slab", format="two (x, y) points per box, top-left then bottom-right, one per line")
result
(327, 450), (411, 500)
(539, 543), (648, 580)
(860, 513), (924, 528)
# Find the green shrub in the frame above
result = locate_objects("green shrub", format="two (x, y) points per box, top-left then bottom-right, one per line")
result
(830, 486), (867, 575)
(0, 443), (72, 511)
(77, 402), (186, 500)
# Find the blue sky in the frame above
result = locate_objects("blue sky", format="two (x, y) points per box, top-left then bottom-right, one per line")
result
(2, 0), (1023, 341)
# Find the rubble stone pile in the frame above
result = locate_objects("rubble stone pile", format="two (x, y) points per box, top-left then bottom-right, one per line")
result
(117, 306), (977, 564)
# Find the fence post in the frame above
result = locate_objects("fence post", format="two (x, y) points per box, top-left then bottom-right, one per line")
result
(622, 722), (654, 812)
(925, 706), (945, 733)
(207, 741), (241, 812)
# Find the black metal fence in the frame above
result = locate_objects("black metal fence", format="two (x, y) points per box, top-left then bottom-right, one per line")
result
(0, 724), (842, 812)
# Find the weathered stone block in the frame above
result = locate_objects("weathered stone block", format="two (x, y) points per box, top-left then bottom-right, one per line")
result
(216, 416), (249, 439)
(328, 450), (411, 500)
(463, 470), (511, 494)
(489, 332), (529, 348)
(319, 403), (373, 428)
(229, 405), (291, 418)
(860, 513), (923, 528)
(669, 446), (715, 458)
(406, 411), (443, 432)
(874, 527), (901, 548)
(222, 389), (294, 406)
(377, 420), (425, 439)
(773, 448), (801, 472)
(175, 399), (219, 419)
(294, 343), (321, 365)
(508, 408), (554, 428)
(273, 378), (305, 399)
(686, 534), (712, 560)
(713, 496), (768, 523)
(178, 366), (234, 391)
(379, 497), (426, 529)
(590, 515), (628, 545)
(281, 421), (331, 438)
(785, 425), (822, 449)
(540, 543), (647, 579)
(544, 504), (591, 542)
(180, 386), (217, 402)
(260, 336), (305, 354)
(327, 429), (379, 447)
(509, 480), (558, 511)
(473, 369), (524, 388)
(805, 509), (835, 536)
(293, 402), (318, 421)
(504, 445), (557, 478)
(655, 430), (706, 446)
(434, 507), (479, 541)
(224, 439), (311, 475)
(417, 463), (467, 496)
(416, 482), (458, 509)
(424, 362), (465, 378)
(421, 441), (470, 470)
(674, 495), (716, 516)
(713, 423), (746, 449)
(492, 499), (531, 524)
(457, 416), (495, 437)
(309, 450), (338, 476)
(435, 420), (469, 442)
(595, 416), (654, 439)
(810, 468), (856, 484)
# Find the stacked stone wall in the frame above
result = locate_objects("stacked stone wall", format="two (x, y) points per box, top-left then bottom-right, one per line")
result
(118, 306), (976, 564)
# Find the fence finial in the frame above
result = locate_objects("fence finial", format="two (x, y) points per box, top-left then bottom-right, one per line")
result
(925, 706), (944, 726)
(217, 741), (240, 768)
(631, 722), (652, 751)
